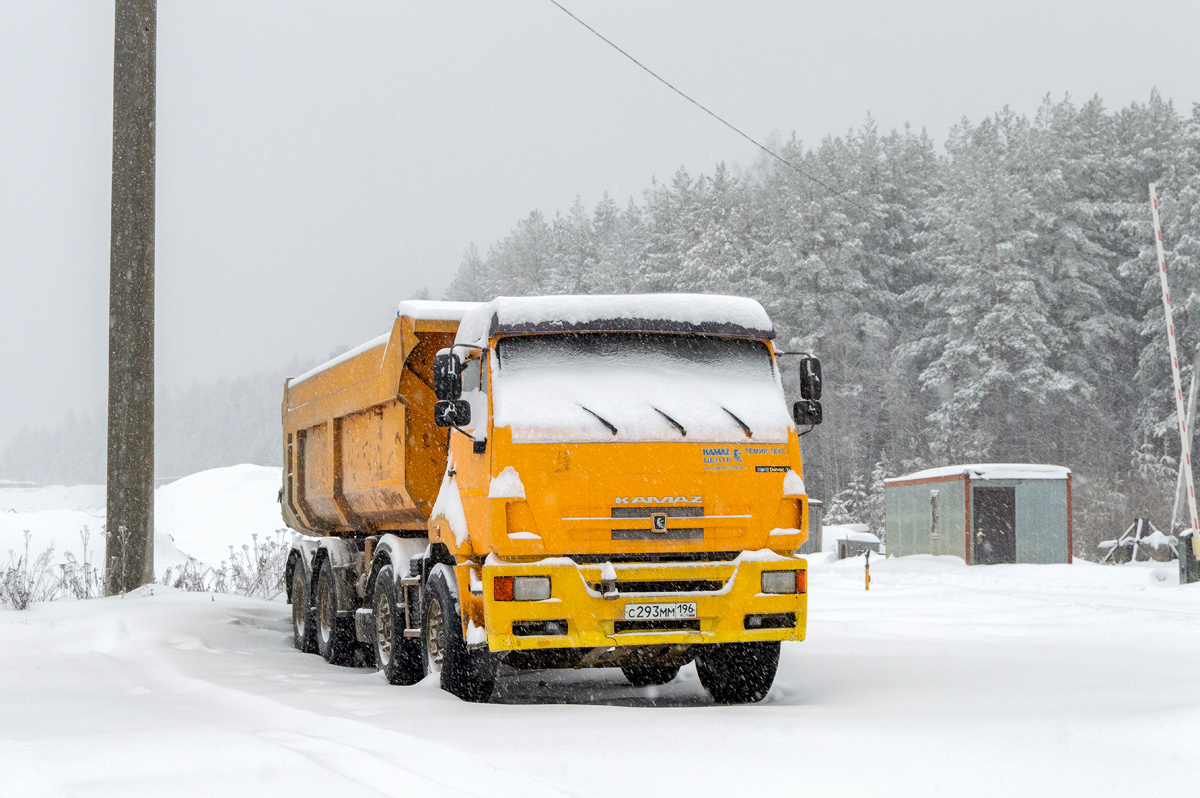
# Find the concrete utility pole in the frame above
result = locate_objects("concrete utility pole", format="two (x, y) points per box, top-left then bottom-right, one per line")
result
(106, 0), (156, 595)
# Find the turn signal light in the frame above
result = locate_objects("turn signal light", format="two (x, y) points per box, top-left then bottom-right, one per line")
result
(796, 569), (807, 594)
(493, 576), (514, 601)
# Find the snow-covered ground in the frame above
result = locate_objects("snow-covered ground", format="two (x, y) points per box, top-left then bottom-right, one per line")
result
(3, 470), (1200, 796)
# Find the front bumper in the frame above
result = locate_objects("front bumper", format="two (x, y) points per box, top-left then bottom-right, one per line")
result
(476, 552), (807, 651)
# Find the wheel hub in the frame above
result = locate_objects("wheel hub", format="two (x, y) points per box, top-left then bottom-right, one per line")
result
(375, 590), (393, 666)
(292, 574), (306, 634)
(318, 579), (332, 644)
(426, 597), (445, 673)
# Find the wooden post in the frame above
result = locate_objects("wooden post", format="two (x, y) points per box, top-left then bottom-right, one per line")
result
(106, 0), (156, 595)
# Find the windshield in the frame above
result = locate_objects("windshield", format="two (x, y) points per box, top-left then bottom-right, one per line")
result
(492, 333), (792, 443)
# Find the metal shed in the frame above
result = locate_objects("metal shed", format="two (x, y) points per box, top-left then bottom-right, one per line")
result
(884, 464), (1072, 564)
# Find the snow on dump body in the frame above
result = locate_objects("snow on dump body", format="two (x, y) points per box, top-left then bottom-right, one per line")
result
(885, 463), (1071, 484)
(291, 333), (390, 385)
(395, 299), (481, 321)
(454, 293), (775, 348)
(292, 301), (482, 386)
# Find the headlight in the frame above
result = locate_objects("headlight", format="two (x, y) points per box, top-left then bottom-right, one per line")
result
(494, 575), (551, 601)
(513, 575), (551, 601)
(761, 570), (799, 594)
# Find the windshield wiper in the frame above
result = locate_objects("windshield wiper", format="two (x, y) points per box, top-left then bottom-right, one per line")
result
(723, 406), (753, 438)
(579, 405), (618, 436)
(653, 407), (687, 437)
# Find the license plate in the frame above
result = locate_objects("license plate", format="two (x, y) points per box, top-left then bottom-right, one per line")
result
(623, 602), (698, 621)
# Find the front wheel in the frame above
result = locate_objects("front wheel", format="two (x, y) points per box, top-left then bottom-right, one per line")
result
(695, 642), (780, 704)
(373, 565), (425, 685)
(424, 566), (497, 703)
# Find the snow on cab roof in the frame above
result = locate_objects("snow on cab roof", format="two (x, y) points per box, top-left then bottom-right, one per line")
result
(455, 294), (775, 346)
(885, 463), (1071, 484)
(395, 299), (482, 320)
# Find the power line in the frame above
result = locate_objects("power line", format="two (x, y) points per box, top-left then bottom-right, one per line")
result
(545, 0), (878, 218)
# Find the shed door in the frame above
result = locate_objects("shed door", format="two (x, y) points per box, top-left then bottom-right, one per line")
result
(973, 486), (1016, 565)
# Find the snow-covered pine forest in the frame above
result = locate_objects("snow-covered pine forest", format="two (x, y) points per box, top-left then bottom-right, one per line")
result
(444, 93), (1200, 558)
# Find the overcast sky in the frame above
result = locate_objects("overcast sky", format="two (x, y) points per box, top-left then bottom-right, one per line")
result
(2, 0), (1198, 448)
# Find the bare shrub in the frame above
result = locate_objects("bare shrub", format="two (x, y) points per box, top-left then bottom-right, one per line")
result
(57, 526), (103, 600)
(159, 529), (290, 600)
(2, 524), (291, 608)
(160, 558), (217, 592)
(228, 531), (289, 600)
(1, 531), (61, 610)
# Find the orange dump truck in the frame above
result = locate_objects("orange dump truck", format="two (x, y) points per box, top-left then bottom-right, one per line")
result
(281, 295), (824, 702)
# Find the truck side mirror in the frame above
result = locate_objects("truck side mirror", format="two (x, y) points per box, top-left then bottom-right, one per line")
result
(799, 357), (822, 400)
(793, 399), (823, 426)
(434, 350), (463, 400)
(434, 399), (471, 428)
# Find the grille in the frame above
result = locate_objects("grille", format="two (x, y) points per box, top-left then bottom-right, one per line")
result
(568, 552), (738, 564)
(589, 579), (724, 594)
(611, 506), (704, 519)
(614, 619), (701, 633)
(612, 527), (702, 541)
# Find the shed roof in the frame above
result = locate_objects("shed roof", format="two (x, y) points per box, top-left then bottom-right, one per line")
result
(885, 463), (1071, 485)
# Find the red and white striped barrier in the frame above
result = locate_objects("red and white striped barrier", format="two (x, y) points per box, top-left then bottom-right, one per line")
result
(1149, 183), (1200, 557)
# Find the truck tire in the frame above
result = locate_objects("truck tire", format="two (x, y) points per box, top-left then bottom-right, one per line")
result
(621, 665), (681, 687)
(291, 564), (316, 653)
(372, 565), (425, 685)
(315, 557), (355, 665)
(695, 642), (780, 704)
(424, 567), (497, 703)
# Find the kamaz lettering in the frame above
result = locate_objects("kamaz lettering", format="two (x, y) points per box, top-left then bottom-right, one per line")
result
(614, 496), (703, 505)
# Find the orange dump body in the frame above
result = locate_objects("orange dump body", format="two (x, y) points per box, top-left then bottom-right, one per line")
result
(280, 309), (461, 536)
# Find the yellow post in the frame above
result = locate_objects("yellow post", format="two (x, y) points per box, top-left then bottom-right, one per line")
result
(865, 549), (871, 590)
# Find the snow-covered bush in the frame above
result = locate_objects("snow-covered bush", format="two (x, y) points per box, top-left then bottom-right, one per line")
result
(226, 531), (289, 600)
(1, 531), (60, 610)
(2, 522), (290, 608)
(159, 530), (289, 601)
(57, 526), (103, 600)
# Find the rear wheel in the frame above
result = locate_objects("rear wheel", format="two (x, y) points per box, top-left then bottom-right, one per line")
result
(695, 642), (779, 704)
(290, 564), (316, 653)
(424, 567), (496, 702)
(621, 664), (681, 687)
(373, 565), (425, 685)
(316, 557), (355, 665)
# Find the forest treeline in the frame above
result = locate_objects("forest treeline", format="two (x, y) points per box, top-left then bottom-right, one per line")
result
(445, 93), (1200, 557)
(5, 93), (1198, 559)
